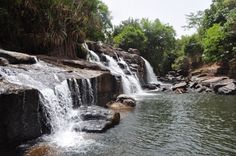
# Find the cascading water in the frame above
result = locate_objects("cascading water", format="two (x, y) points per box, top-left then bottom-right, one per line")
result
(141, 57), (160, 84)
(0, 61), (96, 148)
(83, 43), (143, 94)
(83, 43), (100, 62)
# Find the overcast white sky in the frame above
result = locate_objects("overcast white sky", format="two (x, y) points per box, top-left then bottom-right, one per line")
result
(101, 0), (212, 38)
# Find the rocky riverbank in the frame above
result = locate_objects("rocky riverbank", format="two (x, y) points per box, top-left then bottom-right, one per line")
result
(158, 65), (236, 95)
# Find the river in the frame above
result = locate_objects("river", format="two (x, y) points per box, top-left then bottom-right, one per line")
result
(40, 92), (236, 156)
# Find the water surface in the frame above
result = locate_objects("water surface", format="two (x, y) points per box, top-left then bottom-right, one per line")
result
(26, 93), (236, 156)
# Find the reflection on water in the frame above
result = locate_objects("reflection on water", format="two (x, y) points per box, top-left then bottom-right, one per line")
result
(23, 93), (236, 156)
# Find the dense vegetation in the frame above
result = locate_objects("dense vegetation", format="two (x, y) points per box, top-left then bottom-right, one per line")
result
(173, 0), (236, 70)
(0, 0), (111, 56)
(113, 18), (176, 75)
(0, 0), (235, 75)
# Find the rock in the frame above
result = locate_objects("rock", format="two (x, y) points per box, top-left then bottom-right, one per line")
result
(0, 57), (9, 66)
(0, 49), (37, 64)
(62, 59), (108, 71)
(95, 73), (122, 107)
(201, 77), (228, 87)
(172, 82), (187, 91)
(175, 88), (187, 94)
(189, 82), (198, 88)
(142, 84), (159, 90)
(106, 94), (136, 111)
(0, 81), (43, 147)
(217, 82), (236, 95)
(116, 94), (136, 106)
(128, 48), (140, 55)
(73, 106), (120, 133)
(24, 145), (61, 156)
(106, 102), (135, 111)
(196, 86), (207, 93)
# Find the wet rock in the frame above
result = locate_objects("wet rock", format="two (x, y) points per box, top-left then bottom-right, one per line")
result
(95, 73), (122, 107)
(116, 94), (136, 107)
(142, 83), (159, 90)
(0, 81), (43, 147)
(73, 106), (120, 133)
(0, 49), (37, 64)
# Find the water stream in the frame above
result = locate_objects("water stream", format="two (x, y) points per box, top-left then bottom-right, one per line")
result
(84, 43), (143, 94)
(59, 93), (236, 156)
(0, 61), (96, 149)
(141, 57), (159, 84)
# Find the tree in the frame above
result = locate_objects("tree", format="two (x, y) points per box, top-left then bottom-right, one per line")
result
(113, 26), (146, 51)
(113, 18), (176, 75)
(0, 0), (112, 57)
(202, 24), (225, 62)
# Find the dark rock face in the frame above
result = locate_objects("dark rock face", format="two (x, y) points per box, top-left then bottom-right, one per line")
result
(142, 83), (160, 90)
(0, 81), (43, 148)
(73, 106), (120, 133)
(94, 73), (122, 107)
(0, 49), (37, 64)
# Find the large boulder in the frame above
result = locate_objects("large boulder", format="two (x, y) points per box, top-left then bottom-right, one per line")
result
(94, 73), (122, 107)
(72, 106), (120, 133)
(0, 81), (43, 148)
(116, 94), (136, 107)
(0, 49), (37, 64)
(216, 82), (236, 95)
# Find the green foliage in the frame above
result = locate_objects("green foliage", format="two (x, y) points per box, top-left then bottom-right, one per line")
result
(202, 24), (226, 62)
(173, 34), (203, 70)
(113, 18), (176, 75)
(113, 26), (146, 51)
(0, 0), (112, 57)
(183, 0), (236, 63)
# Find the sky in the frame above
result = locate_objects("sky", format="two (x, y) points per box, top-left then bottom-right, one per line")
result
(101, 0), (212, 38)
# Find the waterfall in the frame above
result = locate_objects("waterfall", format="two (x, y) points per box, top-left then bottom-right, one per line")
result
(80, 79), (95, 105)
(141, 57), (159, 84)
(82, 43), (100, 62)
(0, 62), (96, 147)
(83, 43), (143, 94)
(103, 54), (142, 94)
